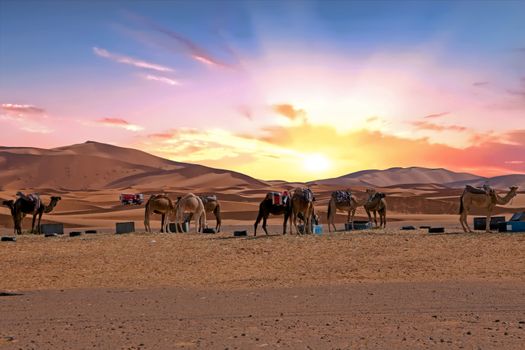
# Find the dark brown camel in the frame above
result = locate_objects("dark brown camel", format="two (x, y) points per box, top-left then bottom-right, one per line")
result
(254, 192), (292, 236)
(2, 200), (16, 235)
(11, 194), (61, 234)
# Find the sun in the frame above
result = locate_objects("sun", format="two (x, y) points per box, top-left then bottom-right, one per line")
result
(302, 153), (331, 173)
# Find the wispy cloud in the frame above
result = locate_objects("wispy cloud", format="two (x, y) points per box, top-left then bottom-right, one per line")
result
(96, 117), (144, 131)
(411, 120), (467, 132)
(1, 103), (46, 115)
(423, 112), (449, 119)
(0, 103), (53, 133)
(127, 13), (235, 69)
(93, 47), (174, 72)
(143, 74), (180, 86)
(473, 81), (489, 87)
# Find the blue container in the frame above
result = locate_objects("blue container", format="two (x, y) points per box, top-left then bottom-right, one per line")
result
(506, 221), (525, 232)
(313, 225), (323, 235)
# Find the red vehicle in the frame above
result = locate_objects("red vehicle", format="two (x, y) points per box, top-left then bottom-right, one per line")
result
(119, 193), (144, 205)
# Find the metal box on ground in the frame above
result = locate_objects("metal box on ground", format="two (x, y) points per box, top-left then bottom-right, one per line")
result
(69, 231), (82, 237)
(401, 226), (416, 230)
(1, 236), (16, 242)
(345, 221), (371, 230)
(473, 216), (505, 231)
(116, 222), (135, 234)
(234, 230), (247, 237)
(428, 227), (445, 234)
(40, 223), (64, 235)
(506, 221), (525, 232)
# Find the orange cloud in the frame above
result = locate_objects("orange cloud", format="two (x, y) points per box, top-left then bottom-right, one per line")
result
(272, 104), (306, 121)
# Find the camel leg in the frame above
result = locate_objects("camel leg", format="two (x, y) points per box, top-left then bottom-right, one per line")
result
(262, 215), (269, 235)
(373, 211), (378, 228)
(37, 211), (43, 234)
(486, 211), (492, 233)
(283, 212), (289, 235)
(462, 210), (473, 233)
(31, 214), (37, 234)
(254, 212), (262, 236)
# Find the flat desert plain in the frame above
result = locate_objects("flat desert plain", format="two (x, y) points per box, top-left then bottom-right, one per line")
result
(1, 186), (525, 349)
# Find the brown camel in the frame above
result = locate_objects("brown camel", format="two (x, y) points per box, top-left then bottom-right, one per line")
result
(459, 186), (519, 233)
(364, 191), (387, 228)
(144, 194), (173, 233)
(291, 187), (316, 235)
(327, 190), (368, 232)
(200, 195), (222, 232)
(171, 193), (207, 233)
(10, 193), (61, 234)
(254, 192), (292, 236)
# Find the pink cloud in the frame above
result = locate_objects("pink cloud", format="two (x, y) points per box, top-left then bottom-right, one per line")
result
(423, 112), (449, 119)
(1, 103), (46, 115)
(93, 47), (174, 72)
(411, 120), (467, 132)
(143, 74), (180, 86)
(96, 118), (143, 131)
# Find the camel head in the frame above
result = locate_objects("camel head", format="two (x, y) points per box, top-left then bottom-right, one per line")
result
(2, 200), (14, 210)
(509, 186), (519, 196)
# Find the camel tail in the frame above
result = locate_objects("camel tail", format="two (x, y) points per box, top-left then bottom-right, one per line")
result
(144, 199), (151, 231)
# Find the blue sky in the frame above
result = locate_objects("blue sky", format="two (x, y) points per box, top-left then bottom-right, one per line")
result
(1, 0), (524, 180)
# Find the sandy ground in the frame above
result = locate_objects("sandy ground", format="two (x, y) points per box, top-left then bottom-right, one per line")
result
(1, 226), (525, 349)
(1, 183), (525, 349)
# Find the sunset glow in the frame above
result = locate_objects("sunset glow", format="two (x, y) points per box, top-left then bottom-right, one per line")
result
(1, 1), (524, 181)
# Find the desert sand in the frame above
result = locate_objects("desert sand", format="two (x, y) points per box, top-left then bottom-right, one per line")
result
(1, 142), (525, 349)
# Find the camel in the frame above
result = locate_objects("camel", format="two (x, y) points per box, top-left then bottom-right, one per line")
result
(254, 192), (292, 236)
(291, 187), (316, 235)
(144, 194), (173, 233)
(10, 193), (61, 234)
(183, 195), (222, 232)
(171, 193), (207, 233)
(2, 200), (16, 235)
(327, 190), (368, 232)
(364, 191), (387, 228)
(459, 186), (519, 233)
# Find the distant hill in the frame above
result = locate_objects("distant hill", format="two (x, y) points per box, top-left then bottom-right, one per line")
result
(311, 167), (484, 187)
(0, 141), (268, 191)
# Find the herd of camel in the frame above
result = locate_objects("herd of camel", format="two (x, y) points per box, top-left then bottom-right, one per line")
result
(1, 185), (520, 235)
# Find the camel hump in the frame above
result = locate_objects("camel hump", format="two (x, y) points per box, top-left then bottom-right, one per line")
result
(200, 195), (217, 202)
(465, 185), (491, 195)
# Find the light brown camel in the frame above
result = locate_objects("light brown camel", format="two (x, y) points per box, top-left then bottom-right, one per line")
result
(171, 193), (207, 233)
(364, 190), (387, 228)
(459, 186), (519, 233)
(327, 190), (368, 232)
(290, 187), (315, 235)
(10, 193), (61, 234)
(144, 194), (173, 233)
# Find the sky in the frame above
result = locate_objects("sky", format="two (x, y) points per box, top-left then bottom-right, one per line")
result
(1, 0), (524, 181)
